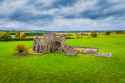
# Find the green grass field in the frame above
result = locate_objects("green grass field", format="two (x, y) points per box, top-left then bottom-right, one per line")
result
(0, 35), (125, 83)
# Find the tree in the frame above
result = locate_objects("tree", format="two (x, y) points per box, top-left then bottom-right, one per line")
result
(16, 32), (26, 40)
(76, 33), (82, 39)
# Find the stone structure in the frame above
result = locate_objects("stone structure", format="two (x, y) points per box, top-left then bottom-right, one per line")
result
(44, 32), (65, 53)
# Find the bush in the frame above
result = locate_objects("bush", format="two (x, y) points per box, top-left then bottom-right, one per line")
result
(14, 38), (33, 41)
(64, 33), (76, 39)
(26, 32), (45, 36)
(91, 32), (97, 38)
(0, 32), (12, 41)
(115, 31), (125, 34)
(76, 33), (82, 39)
(16, 45), (29, 55)
(105, 32), (111, 35)
(65, 36), (75, 39)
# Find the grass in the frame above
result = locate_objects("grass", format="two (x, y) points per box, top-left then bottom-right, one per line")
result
(0, 35), (125, 83)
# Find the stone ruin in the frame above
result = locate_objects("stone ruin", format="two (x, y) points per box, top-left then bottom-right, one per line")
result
(32, 32), (112, 57)
(33, 32), (99, 55)
(44, 32), (65, 53)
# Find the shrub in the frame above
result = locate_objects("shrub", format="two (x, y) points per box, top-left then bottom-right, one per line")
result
(105, 32), (111, 35)
(65, 36), (75, 39)
(64, 34), (76, 39)
(0, 32), (12, 41)
(115, 31), (125, 34)
(16, 45), (29, 55)
(26, 32), (45, 36)
(91, 32), (97, 38)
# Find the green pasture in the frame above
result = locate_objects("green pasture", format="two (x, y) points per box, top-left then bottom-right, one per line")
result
(0, 35), (125, 83)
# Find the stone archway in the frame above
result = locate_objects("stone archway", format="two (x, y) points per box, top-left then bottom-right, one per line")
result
(54, 41), (62, 50)
(49, 41), (62, 52)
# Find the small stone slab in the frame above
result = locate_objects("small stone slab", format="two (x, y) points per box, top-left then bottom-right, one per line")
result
(96, 53), (112, 57)
(84, 48), (98, 54)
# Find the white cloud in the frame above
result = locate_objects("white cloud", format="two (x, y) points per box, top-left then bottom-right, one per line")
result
(57, 0), (97, 16)
(0, 16), (124, 31)
(0, 19), (38, 31)
(40, 17), (123, 31)
(19, 0), (57, 16)
(0, 0), (125, 31)
(0, 0), (57, 16)
(36, 0), (56, 7)
(0, 0), (28, 15)
(18, 0), (97, 17)
(40, 0), (97, 17)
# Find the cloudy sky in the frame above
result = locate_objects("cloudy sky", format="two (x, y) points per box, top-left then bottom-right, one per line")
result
(0, 0), (125, 31)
